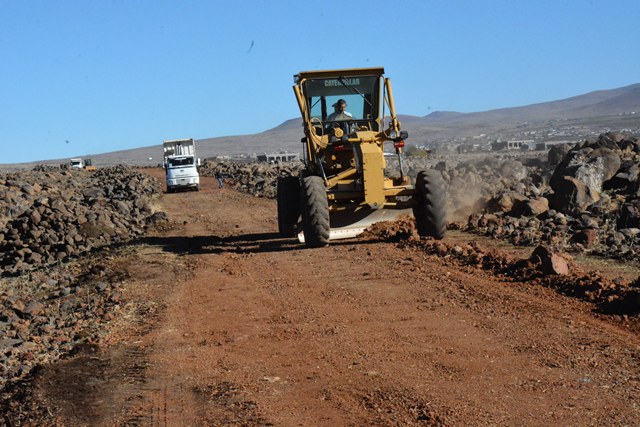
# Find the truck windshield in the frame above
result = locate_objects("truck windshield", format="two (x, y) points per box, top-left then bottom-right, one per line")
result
(168, 157), (194, 167)
(303, 76), (380, 124)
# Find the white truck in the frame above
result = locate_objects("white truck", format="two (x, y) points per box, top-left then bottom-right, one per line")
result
(70, 158), (84, 169)
(163, 139), (200, 192)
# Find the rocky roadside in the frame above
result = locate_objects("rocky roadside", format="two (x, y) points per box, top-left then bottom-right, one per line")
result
(0, 254), (130, 421)
(0, 165), (167, 422)
(458, 133), (639, 261)
(199, 160), (303, 198)
(387, 132), (640, 262)
(0, 165), (165, 277)
(199, 132), (639, 263)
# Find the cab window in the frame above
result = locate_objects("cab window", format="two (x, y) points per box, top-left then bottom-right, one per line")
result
(168, 157), (194, 167)
(304, 76), (379, 125)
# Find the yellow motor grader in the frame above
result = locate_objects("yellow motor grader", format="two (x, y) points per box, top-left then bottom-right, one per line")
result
(277, 67), (446, 247)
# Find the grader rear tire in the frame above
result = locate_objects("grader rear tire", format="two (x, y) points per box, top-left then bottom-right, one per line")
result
(301, 176), (330, 247)
(413, 170), (446, 239)
(277, 176), (301, 237)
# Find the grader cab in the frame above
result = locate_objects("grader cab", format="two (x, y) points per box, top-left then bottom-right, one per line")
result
(278, 67), (446, 247)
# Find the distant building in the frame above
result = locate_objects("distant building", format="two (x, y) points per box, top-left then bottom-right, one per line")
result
(491, 140), (536, 151)
(507, 140), (535, 150)
(257, 152), (299, 163)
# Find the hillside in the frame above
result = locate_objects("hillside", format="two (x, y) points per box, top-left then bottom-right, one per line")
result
(2, 83), (639, 170)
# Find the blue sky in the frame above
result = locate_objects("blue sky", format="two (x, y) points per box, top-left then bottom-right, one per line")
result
(2, 0), (639, 164)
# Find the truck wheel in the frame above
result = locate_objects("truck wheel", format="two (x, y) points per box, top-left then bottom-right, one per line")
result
(277, 176), (301, 237)
(301, 176), (330, 247)
(413, 170), (446, 239)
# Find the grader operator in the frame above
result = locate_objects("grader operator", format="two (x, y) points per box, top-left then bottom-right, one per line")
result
(277, 67), (446, 247)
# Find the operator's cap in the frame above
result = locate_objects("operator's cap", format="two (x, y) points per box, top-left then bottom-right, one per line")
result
(332, 99), (347, 107)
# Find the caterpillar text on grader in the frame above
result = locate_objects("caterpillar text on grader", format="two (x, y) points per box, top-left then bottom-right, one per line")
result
(277, 67), (446, 247)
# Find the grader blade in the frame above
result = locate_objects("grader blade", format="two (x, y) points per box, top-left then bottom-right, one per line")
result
(297, 207), (413, 243)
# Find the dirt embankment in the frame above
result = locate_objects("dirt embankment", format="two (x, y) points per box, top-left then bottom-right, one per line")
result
(1, 167), (639, 426)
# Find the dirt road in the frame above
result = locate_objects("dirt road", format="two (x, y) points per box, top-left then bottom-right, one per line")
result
(26, 169), (640, 426)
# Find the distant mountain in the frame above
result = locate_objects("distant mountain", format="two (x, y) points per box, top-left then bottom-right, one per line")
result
(404, 83), (640, 144)
(2, 83), (639, 170)
(268, 118), (300, 131)
(409, 84), (639, 128)
(420, 111), (466, 123)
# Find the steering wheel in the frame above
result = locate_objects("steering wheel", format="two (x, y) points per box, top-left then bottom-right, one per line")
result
(325, 119), (354, 136)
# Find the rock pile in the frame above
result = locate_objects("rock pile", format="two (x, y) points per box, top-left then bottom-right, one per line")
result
(199, 160), (302, 198)
(0, 165), (162, 276)
(453, 133), (640, 260)
(384, 132), (640, 260)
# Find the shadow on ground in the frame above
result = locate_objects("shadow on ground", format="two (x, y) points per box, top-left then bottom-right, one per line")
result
(137, 232), (384, 255)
